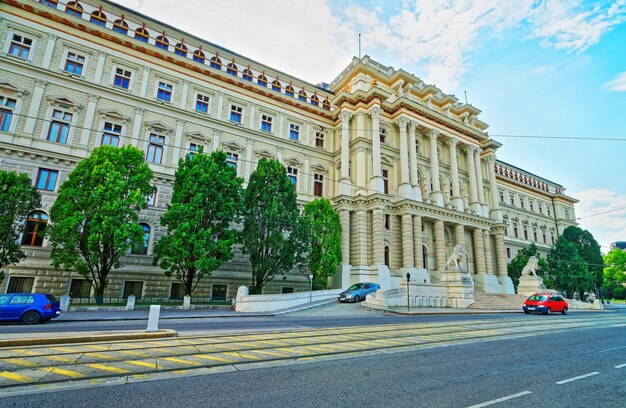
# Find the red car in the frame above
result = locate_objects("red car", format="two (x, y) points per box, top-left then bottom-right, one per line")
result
(523, 292), (568, 315)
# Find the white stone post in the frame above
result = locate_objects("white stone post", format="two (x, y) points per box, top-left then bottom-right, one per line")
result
(126, 295), (136, 311)
(60, 295), (71, 312)
(146, 305), (161, 332)
(183, 295), (191, 310)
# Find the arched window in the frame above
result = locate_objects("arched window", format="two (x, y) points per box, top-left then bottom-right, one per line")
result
(65, 1), (83, 17)
(226, 61), (238, 76)
(155, 33), (169, 50)
(174, 41), (187, 57)
(134, 25), (150, 43)
(193, 48), (205, 63)
(131, 223), (151, 255)
(384, 245), (390, 267)
(271, 79), (282, 92)
(298, 88), (307, 102)
(257, 74), (268, 87)
(210, 55), (222, 70)
(90, 9), (107, 27)
(242, 67), (253, 81)
(113, 18), (128, 35)
(21, 211), (48, 247)
(322, 99), (331, 110)
(40, 0), (58, 8)
(285, 83), (295, 97)
(310, 94), (319, 106)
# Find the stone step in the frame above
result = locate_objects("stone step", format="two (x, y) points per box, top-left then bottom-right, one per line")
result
(469, 293), (527, 310)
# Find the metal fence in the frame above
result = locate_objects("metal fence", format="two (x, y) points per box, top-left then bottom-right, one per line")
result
(69, 296), (232, 306)
(412, 296), (462, 308)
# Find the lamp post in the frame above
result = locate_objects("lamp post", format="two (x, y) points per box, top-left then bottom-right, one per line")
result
(406, 272), (411, 312)
(309, 274), (313, 303)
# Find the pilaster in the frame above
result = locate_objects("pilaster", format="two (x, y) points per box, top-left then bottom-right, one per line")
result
(448, 138), (463, 211)
(369, 107), (384, 192)
(130, 108), (145, 148)
(413, 215), (423, 269)
(465, 145), (480, 214)
(396, 117), (412, 198)
(428, 129), (444, 206)
(79, 94), (99, 146)
(483, 230), (494, 275)
(372, 208), (384, 265)
(340, 210), (351, 265)
(408, 121), (421, 201)
(24, 80), (47, 134)
(472, 229), (486, 274)
(401, 214), (414, 268)
(339, 110), (353, 195)
(356, 210), (368, 266)
(487, 154), (503, 221)
(434, 220), (446, 270)
(41, 34), (57, 70)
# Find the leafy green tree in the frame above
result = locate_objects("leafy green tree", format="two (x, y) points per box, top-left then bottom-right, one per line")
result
(48, 146), (154, 300)
(153, 151), (243, 296)
(240, 159), (306, 294)
(300, 198), (342, 289)
(0, 171), (42, 286)
(562, 226), (604, 292)
(602, 249), (626, 299)
(547, 236), (594, 299)
(506, 243), (549, 288)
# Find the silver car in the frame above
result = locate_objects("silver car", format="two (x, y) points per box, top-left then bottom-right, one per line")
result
(337, 282), (380, 303)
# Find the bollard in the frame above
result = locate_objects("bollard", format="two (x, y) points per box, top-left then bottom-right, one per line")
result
(183, 295), (191, 310)
(60, 295), (71, 312)
(126, 295), (136, 311)
(146, 305), (160, 332)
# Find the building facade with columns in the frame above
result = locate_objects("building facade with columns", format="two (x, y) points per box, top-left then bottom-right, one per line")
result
(0, 0), (577, 303)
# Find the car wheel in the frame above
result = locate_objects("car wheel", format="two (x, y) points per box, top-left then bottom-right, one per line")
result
(353, 295), (360, 303)
(562, 307), (568, 315)
(545, 308), (551, 315)
(21, 311), (41, 325)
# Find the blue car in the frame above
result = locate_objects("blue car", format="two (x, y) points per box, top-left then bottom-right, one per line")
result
(0, 293), (61, 324)
(337, 282), (380, 303)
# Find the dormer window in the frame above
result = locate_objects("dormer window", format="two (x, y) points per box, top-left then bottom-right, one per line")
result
(257, 74), (268, 87)
(65, 1), (83, 17)
(298, 89), (307, 102)
(155, 34), (169, 50)
(210, 55), (222, 70)
(242, 68), (253, 81)
(134, 26), (150, 42)
(174, 42), (187, 57)
(310, 94), (319, 107)
(272, 79), (282, 92)
(90, 9), (107, 27)
(193, 49), (205, 64)
(322, 99), (331, 110)
(113, 18), (128, 35)
(226, 62), (238, 76)
(285, 83), (295, 97)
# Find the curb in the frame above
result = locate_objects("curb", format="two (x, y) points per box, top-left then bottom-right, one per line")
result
(0, 329), (178, 347)
(54, 313), (275, 322)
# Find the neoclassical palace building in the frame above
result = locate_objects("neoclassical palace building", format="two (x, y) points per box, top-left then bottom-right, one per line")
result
(0, 0), (578, 303)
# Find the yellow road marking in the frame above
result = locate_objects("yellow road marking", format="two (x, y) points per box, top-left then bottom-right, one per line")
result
(117, 350), (150, 357)
(223, 352), (260, 360)
(250, 349), (287, 357)
(127, 360), (158, 369)
(276, 348), (309, 355)
(301, 346), (330, 353)
(374, 339), (411, 345)
(45, 355), (77, 363)
(87, 363), (129, 374)
(86, 353), (116, 360)
(320, 343), (354, 350)
(193, 354), (234, 364)
(4, 358), (38, 367)
(84, 345), (110, 350)
(145, 341), (175, 347)
(48, 367), (84, 378)
(0, 371), (32, 382)
(162, 357), (200, 366)
(50, 347), (79, 353)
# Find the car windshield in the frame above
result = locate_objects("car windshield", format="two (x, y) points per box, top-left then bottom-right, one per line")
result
(46, 294), (58, 303)
(527, 295), (548, 301)
(347, 284), (363, 291)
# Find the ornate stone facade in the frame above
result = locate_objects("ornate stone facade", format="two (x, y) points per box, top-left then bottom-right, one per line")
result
(0, 1), (577, 302)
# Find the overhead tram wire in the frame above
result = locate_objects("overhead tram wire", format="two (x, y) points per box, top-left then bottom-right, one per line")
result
(576, 205), (626, 220)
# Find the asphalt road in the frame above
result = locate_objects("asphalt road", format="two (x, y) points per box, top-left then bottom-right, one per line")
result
(1, 313), (624, 407)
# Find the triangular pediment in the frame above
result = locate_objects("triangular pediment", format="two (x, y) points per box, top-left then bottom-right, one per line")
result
(0, 81), (27, 96)
(284, 156), (302, 166)
(98, 109), (131, 122)
(46, 95), (82, 109)
(144, 121), (173, 133)
(221, 140), (244, 152)
(254, 148), (274, 159)
(310, 163), (328, 173)
(185, 131), (209, 142)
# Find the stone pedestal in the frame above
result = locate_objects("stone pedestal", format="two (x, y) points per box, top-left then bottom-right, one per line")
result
(329, 264), (353, 289)
(60, 295), (70, 312)
(473, 273), (501, 293)
(498, 276), (516, 294)
(516, 275), (546, 297)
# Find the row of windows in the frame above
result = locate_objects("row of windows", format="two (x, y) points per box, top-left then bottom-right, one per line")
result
(35, 2), (332, 109)
(499, 191), (552, 216)
(505, 222), (555, 245)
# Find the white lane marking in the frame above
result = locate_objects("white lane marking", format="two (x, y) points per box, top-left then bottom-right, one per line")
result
(597, 345), (626, 353)
(466, 391), (532, 408)
(556, 372), (600, 384)
(615, 363), (626, 369)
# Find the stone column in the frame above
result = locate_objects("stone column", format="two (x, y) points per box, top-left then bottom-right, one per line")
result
(483, 230), (494, 275)
(372, 208), (384, 265)
(339, 110), (353, 195)
(493, 229), (508, 277)
(407, 121), (421, 201)
(79, 94), (99, 146)
(465, 145), (479, 214)
(174, 119), (185, 164)
(245, 139), (254, 182)
(448, 138), (463, 211)
(473, 229), (486, 274)
(428, 129), (444, 206)
(401, 214), (414, 268)
(455, 224), (465, 247)
(486, 154), (503, 221)
(413, 215), (424, 269)
(369, 107), (384, 192)
(475, 148), (487, 216)
(94, 51), (107, 84)
(130, 108), (145, 148)
(340, 210), (351, 266)
(434, 220), (446, 270)
(355, 133), (367, 196)
(41, 34), (57, 69)
(396, 117), (412, 198)
(24, 80), (47, 134)
(356, 210), (367, 266)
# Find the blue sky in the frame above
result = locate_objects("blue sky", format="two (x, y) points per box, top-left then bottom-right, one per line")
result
(117, 0), (626, 252)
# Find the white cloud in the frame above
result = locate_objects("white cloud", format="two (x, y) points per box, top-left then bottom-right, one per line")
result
(523, 65), (557, 78)
(604, 71), (626, 91)
(572, 188), (626, 253)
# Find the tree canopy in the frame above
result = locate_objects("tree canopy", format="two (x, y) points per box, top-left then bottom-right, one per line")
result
(602, 249), (626, 299)
(507, 243), (549, 288)
(547, 236), (594, 299)
(562, 226), (604, 291)
(300, 198), (342, 289)
(153, 150), (243, 296)
(240, 159), (306, 294)
(0, 170), (41, 286)
(47, 146), (154, 299)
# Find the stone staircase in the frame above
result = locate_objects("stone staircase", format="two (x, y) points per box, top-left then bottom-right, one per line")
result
(468, 292), (528, 310)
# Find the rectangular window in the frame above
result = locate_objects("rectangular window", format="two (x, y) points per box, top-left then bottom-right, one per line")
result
(9, 34), (32, 59)
(384, 214), (390, 230)
(226, 152), (238, 170)
(261, 114), (272, 132)
(543, 232), (546, 243)
(529, 201), (534, 211)
(146, 133), (165, 164)
(101, 122), (122, 147)
(382, 169), (389, 194)
(47, 109), (73, 144)
(314, 174), (323, 197)
(287, 166), (297, 187)
(230, 105), (242, 123)
(170, 283), (182, 299)
(69, 279), (91, 298)
(506, 248), (511, 258)
(547, 207), (551, 216)
(156, 81), (173, 102)
(520, 198), (525, 209)
(539, 204), (543, 214)
(499, 191), (504, 203)
(524, 228), (528, 240)
(281, 287), (294, 294)
(122, 281), (143, 300)
(64, 52), (85, 75)
(6, 277), (34, 293)
(380, 128), (387, 144)
(533, 229), (538, 241)
(513, 223), (518, 238)
(113, 68), (132, 89)
(0, 97), (17, 132)
(211, 284), (227, 301)
(189, 143), (203, 158)
(195, 94), (209, 114)
(564, 210), (570, 220)
(289, 124), (300, 141)
(36, 168), (58, 191)
(315, 132), (325, 148)
(509, 195), (514, 206)
(146, 188), (156, 206)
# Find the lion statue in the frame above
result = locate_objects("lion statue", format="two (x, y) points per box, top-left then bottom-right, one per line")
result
(521, 256), (540, 277)
(444, 244), (467, 270)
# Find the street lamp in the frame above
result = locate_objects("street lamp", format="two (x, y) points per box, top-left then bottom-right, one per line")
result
(309, 274), (313, 303)
(406, 272), (411, 312)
